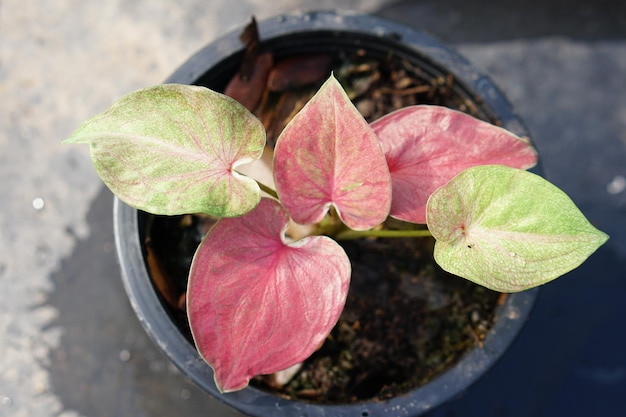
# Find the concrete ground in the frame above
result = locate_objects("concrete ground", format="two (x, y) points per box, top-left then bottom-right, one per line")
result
(1, 1), (624, 416)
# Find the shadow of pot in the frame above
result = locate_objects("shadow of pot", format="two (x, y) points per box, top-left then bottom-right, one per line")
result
(114, 10), (539, 417)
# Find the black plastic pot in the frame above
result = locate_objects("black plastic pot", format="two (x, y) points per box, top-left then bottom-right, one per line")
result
(114, 10), (538, 417)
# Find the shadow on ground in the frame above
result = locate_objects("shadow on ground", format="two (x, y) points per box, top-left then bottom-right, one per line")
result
(377, 0), (626, 43)
(47, 186), (242, 417)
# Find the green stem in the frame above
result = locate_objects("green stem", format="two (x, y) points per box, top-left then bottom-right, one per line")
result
(335, 228), (433, 241)
(257, 180), (279, 200)
(233, 169), (279, 200)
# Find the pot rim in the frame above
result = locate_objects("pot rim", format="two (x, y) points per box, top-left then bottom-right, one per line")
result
(115, 9), (539, 417)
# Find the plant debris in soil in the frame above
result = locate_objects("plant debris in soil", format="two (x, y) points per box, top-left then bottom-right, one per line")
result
(143, 27), (505, 404)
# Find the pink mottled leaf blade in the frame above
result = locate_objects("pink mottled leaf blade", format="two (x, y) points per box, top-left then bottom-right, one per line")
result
(187, 199), (351, 392)
(372, 105), (538, 224)
(274, 75), (391, 230)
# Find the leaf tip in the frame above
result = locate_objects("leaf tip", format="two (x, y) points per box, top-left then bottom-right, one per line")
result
(213, 371), (251, 394)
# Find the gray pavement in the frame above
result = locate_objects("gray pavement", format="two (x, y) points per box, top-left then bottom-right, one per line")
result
(1, 1), (625, 416)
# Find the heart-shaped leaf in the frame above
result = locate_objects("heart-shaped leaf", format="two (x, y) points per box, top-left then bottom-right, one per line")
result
(187, 198), (351, 392)
(273, 75), (392, 230)
(63, 84), (266, 217)
(427, 165), (608, 292)
(372, 105), (538, 224)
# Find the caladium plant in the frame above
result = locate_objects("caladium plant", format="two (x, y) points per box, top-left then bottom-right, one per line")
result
(64, 74), (608, 393)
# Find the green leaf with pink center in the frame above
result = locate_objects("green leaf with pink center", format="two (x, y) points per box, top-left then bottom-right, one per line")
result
(63, 84), (266, 217)
(371, 105), (538, 224)
(187, 198), (351, 393)
(427, 165), (608, 292)
(273, 75), (392, 230)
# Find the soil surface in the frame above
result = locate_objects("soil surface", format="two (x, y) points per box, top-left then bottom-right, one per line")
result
(144, 42), (503, 404)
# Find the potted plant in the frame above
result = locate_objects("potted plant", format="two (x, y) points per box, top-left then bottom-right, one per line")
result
(63, 10), (607, 417)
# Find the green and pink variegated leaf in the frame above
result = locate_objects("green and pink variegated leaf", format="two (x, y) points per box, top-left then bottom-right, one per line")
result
(187, 198), (351, 393)
(273, 75), (392, 230)
(427, 165), (608, 292)
(63, 84), (266, 217)
(371, 105), (538, 224)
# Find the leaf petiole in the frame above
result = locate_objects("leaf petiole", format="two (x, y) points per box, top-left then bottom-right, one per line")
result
(335, 228), (433, 241)
(256, 180), (279, 200)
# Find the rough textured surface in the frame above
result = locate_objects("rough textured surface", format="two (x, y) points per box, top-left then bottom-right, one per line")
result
(0, 0), (624, 416)
(0, 2), (388, 416)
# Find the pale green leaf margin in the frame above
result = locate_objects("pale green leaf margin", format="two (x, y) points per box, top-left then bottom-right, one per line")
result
(427, 165), (609, 292)
(63, 84), (266, 218)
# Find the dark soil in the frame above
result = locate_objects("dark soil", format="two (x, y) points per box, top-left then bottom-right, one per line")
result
(143, 41), (504, 404)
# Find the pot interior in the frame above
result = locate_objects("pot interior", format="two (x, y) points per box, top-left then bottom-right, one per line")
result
(139, 27), (513, 405)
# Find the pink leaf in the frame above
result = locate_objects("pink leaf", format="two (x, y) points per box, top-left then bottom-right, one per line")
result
(371, 105), (538, 224)
(273, 75), (392, 230)
(187, 198), (351, 392)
